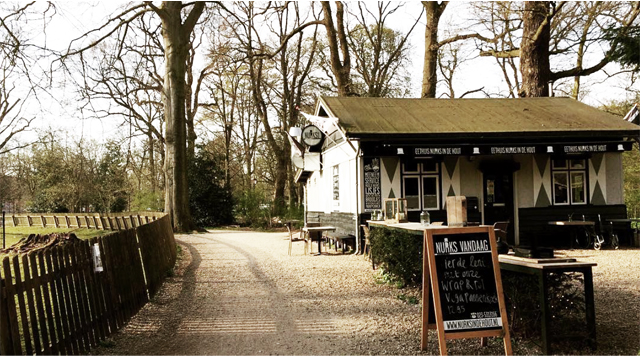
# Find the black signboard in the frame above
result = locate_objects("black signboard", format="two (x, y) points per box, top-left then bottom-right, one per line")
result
(421, 226), (511, 355)
(363, 157), (381, 210)
(431, 232), (502, 332)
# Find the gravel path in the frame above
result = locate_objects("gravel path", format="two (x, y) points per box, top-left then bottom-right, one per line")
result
(91, 230), (640, 355)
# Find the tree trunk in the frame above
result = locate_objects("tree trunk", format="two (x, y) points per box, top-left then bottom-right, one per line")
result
(148, 131), (156, 194)
(157, 1), (204, 232)
(421, 1), (446, 98)
(322, 1), (353, 96)
(519, 1), (551, 97)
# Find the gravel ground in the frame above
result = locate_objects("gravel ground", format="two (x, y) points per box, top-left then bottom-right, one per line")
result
(90, 230), (640, 355)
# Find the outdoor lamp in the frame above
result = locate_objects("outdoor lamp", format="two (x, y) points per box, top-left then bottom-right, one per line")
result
(547, 146), (554, 153)
(472, 147), (480, 154)
(289, 127), (302, 137)
(617, 144), (624, 151)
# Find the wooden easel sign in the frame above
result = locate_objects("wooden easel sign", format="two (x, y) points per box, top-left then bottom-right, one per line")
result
(421, 226), (512, 355)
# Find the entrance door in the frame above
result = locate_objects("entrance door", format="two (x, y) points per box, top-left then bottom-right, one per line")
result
(483, 172), (515, 244)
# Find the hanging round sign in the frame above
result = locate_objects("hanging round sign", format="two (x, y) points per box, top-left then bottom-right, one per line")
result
(301, 125), (323, 147)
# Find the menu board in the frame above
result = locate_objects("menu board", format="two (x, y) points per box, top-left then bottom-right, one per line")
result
(363, 157), (381, 210)
(421, 226), (511, 354)
(431, 231), (502, 332)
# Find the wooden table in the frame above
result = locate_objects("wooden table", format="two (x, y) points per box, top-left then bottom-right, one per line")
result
(302, 226), (336, 255)
(548, 220), (595, 248)
(498, 255), (597, 354)
(366, 220), (447, 236)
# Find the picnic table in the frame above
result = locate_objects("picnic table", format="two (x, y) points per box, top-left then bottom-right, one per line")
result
(302, 226), (335, 255)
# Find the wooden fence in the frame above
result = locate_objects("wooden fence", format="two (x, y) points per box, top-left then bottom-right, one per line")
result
(3, 212), (166, 231)
(0, 213), (176, 355)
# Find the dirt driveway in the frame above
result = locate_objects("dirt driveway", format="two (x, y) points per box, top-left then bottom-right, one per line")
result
(91, 230), (639, 355)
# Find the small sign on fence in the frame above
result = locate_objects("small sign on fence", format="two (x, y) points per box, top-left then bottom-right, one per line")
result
(92, 243), (103, 272)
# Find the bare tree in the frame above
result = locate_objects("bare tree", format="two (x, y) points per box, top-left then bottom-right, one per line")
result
(62, 1), (206, 231)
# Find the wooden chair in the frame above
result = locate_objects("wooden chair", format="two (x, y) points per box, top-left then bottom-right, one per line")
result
(493, 221), (510, 254)
(288, 222), (308, 256)
(361, 225), (375, 270)
(298, 222), (320, 255)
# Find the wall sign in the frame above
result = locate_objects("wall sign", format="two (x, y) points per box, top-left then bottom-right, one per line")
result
(415, 147), (462, 156)
(421, 226), (511, 355)
(301, 125), (323, 146)
(363, 157), (381, 210)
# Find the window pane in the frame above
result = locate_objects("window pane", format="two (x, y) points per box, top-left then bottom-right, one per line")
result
(552, 159), (567, 169)
(403, 162), (419, 173)
(423, 176), (438, 209)
(422, 161), (438, 173)
(553, 172), (569, 204)
(570, 159), (585, 170)
(571, 172), (586, 204)
(404, 177), (420, 209)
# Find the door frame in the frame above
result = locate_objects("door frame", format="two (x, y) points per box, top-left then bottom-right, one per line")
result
(480, 160), (520, 245)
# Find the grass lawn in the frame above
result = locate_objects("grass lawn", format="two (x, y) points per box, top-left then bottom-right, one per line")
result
(1, 226), (114, 249)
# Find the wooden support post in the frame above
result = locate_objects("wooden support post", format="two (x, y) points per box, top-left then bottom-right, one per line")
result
(27, 216), (32, 227)
(76, 216), (81, 228)
(115, 217), (122, 231)
(137, 215), (142, 226)
(11, 215), (17, 227)
(0, 276), (14, 355)
(41, 215), (46, 227)
(65, 216), (71, 228)
(54, 215), (60, 228)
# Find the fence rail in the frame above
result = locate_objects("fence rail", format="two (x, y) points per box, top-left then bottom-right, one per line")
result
(0, 212), (175, 355)
(3, 212), (165, 231)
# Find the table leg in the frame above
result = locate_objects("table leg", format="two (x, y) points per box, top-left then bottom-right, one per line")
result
(538, 271), (551, 355)
(583, 268), (597, 350)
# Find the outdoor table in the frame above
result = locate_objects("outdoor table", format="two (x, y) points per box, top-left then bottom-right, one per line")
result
(302, 226), (335, 255)
(548, 220), (595, 248)
(498, 255), (597, 355)
(366, 220), (448, 236)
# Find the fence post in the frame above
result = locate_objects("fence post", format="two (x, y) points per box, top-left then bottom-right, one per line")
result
(11, 215), (17, 227)
(65, 216), (71, 228)
(54, 215), (60, 228)
(75, 216), (81, 228)
(41, 215), (46, 227)
(0, 273), (14, 355)
(27, 215), (32, 227)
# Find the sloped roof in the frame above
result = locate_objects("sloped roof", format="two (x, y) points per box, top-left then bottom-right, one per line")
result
(317, 96), (640, 139)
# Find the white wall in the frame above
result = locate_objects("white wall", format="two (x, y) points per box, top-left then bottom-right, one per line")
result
(306, 140), (359, 214)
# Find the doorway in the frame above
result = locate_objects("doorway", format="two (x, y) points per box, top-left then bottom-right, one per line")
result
(483, 172), (515, 245)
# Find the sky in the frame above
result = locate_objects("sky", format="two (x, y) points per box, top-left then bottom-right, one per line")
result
(11, 1), (640, 147)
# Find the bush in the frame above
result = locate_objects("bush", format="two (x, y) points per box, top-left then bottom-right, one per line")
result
(234, 188), (272, 228)
(188, 146), (234, 227)
(369, 227), (423, 287)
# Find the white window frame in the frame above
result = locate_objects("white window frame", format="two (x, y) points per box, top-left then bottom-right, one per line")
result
(570, 171), (587, 205)
(402, 175), (421, 211)
(552, 159), (587, 206)
(401, 161), (442, 211)
(422, 175), (440, 211)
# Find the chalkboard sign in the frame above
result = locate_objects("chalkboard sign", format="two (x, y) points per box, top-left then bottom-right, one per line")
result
(363, 157), (381, 210)
(432, 232), (501, 332)
(421, 226), (511, 355)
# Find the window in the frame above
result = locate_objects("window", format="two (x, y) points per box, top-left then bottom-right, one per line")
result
(402, 161), (441, 211)
(552, 159), (587, 205)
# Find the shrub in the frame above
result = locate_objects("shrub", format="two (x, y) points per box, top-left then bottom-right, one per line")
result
(234, 188), (272, 228)
(369, 227), (423, 287)
(188, 146), (234, 227)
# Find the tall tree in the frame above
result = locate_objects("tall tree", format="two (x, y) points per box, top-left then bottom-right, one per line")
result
(63, 2), (206, 231)
(479, 1), (640, 98)
(148, 1), (205, 231)
(347, 2), (420, 97)
(421, 1), (492, 98)
(321, 1), (353, 97)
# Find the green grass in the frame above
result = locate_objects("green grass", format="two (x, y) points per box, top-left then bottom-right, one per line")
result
(1, 226), (113, 249)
